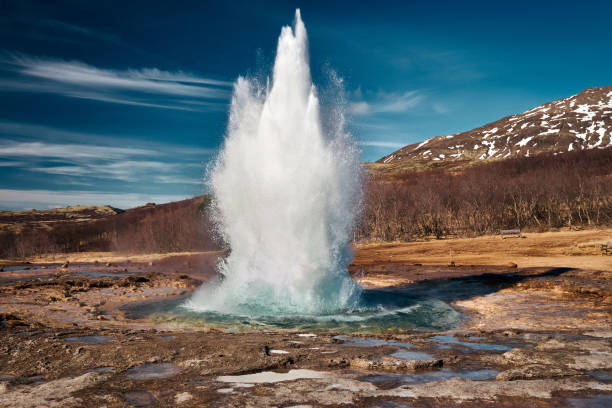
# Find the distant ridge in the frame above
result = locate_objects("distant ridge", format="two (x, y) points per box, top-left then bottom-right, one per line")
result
(375, 86), (612, 172)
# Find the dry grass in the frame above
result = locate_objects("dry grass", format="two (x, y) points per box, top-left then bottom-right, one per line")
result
(353, 228), (612, 271)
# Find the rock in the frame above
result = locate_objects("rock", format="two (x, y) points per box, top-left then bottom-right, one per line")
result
(496, 364), (582, 381)
(175, 392), (193, 404)
(147, 356), (161, 363)
(328, 358), (350, 368)
(448, 261), (456, 267)
(105, 263), (112, 267)
(506, 262), (518, 268)
(350, 357), (443, 371)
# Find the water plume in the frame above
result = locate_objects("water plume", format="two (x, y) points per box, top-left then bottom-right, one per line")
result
(186, 9), (362, 316)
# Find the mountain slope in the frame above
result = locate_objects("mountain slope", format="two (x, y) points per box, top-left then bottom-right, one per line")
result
(376, 86), (612, 172)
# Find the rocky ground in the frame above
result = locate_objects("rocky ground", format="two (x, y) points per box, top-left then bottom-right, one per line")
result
(1, 236), (611, 407)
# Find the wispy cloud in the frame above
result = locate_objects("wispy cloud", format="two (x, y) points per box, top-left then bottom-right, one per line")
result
(0, 122), (214, 186)
(0, 54), (233, 111)
(30, 161), (181, 182)
(34, 19), (124, 46)
(0, 140), (154, 160)
(348, 90), (421, 116)
(0, 189), (190, 210)
(0, 121), (215, 156)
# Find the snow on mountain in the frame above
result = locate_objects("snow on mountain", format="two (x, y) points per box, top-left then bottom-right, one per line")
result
(378, 86), (612, 167)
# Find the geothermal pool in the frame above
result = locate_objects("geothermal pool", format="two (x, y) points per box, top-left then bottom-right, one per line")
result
(125, 286), (462, 333)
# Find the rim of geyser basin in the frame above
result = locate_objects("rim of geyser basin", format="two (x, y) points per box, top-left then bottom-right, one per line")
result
(123, 288), (464, 334)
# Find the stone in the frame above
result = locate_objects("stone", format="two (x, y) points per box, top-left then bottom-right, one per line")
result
(496, 364), (583, 381)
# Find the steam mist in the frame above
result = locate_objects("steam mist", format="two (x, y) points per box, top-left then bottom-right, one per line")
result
(186, 10), (362, 316)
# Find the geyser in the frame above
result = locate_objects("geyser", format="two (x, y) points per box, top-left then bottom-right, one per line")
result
(186, 9), (362, 315)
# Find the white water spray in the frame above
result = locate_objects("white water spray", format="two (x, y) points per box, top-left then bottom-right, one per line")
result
(187, 10), (362, 316)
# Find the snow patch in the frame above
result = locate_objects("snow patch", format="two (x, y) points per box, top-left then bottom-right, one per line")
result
(516, 136), (534, 147)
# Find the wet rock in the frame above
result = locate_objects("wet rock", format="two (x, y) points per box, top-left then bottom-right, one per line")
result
(506, 262), (518, 268)
(328, 358), (350, 368)
(124, 391), (157, 407)
(350, 357), (443, 371)
(0, 372), (110, 407)
(496, 364), (583, 381)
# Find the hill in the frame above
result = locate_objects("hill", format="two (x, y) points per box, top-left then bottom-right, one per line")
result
(0, 196), (219, 259)
(373, 86), (612, 174)
(0, 205), (123, 233)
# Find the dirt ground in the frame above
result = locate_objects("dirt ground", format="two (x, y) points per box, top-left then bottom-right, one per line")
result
(0, 228), (611, 407)
(353, 228), (612, 271)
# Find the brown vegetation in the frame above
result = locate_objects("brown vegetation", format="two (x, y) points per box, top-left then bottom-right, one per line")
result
(2, 149), (611, 260)
(0, 196), (220, 259)
(357, 149), (612, 241)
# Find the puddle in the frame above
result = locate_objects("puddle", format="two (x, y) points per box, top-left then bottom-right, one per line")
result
(1, 266), (30, 272)
(81, 271), (133, 278)
(334, 335), (413, 348)
(65, 336), (113, 344)
(0, 374), (14, 381)
(360, 368), (499, 387)
(566, 395), (612, 408)
(585, 370), (612, 381)
(15, 331), (42, 336)
(126, 363), (180, 380)
(124, 391), (157, 406)
(158, 335), (175, 341)
(429, 334), (512, 351)
(389, 349), (434, 360)
(15, 375), (46, 385)
(297, 333), (317, 337)
(217, 369), (329, 384)
(270, 349), (289, 354)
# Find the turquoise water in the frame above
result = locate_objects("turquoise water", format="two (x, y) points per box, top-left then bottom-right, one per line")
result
(125, 287), (462, 334)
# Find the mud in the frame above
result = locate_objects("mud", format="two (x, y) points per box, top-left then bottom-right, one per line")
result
(0, 251), (611, 407)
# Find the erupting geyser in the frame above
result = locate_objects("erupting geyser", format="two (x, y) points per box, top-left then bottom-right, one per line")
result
(186, 9), (362, 316)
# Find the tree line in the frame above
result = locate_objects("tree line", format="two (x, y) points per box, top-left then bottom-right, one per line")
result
(1, 149), (611, 259)
(356, 148), (612, 241)
(0, 197), (220, 259)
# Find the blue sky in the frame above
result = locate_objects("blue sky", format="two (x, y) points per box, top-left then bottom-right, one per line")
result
(1, 0), (611, 210)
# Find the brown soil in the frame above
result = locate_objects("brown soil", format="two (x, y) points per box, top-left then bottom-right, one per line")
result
(0, 229), (611, 407)
(353, 228), (612, 271)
